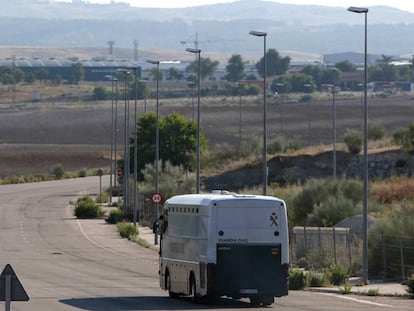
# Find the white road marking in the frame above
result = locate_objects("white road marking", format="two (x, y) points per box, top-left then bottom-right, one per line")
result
(76, 218), (126, 257)
(319, 292), (395, 308)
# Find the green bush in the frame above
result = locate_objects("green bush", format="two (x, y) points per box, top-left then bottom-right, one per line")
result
(327, 264), (348, 285)
(93, 85), (109, 100)
(392, 124), (414, 155)
(291, 177), (363, 226)
(407, 275), (414, 295)
(78, 168), (87, 177)
(74, 195), (104, 218)
(343, 128), (362, 154)
(307, 270), (330, 287)
(368, 124), (386, 141)
(289, 268), (309, 290)
(368, 201), (414, 278)
(106, 208), (124, 224)
(96, 191), (109, 203)
(51, 164), (65, 179)
(117, 222), (139, 239)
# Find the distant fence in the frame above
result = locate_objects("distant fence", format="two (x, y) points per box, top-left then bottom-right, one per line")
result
(290, 226), (414, 281)
(135, 201), (414, 280)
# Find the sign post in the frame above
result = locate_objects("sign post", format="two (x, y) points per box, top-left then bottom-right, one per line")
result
(0, 264), (29, 311)
(97, 168), (103, 200)
(150, 192), (162, 245)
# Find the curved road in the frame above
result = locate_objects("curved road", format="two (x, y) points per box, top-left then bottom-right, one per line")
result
(0, 177), (411, 310)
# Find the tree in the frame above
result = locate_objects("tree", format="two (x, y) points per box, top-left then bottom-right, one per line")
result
(255, 49), (290, 78)
(369, 63), (398, 82)
(393, 124), (414, 155)
(130, 112), (208, 179)
(167, 67), (183, 82)
(225, 54), (245, 82)
(186, 57), (219, 81)
(34, 68), (49, 83)
(93, 86), (109, 100)
(335, 60), (357, 72)
(149, 67), (163, 82)
(71, 62), (84, 84)
(289, 73), (316, 92)
(271, 75), (291, 93)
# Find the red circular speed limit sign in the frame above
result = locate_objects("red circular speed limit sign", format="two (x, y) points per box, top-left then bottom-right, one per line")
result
(116, 168), (123, 177)
(150, 192), (162, 204)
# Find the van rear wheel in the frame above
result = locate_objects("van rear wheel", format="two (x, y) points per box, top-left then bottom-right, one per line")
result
(166, 272), (178, 298)
(189, 275), (197, 303)
(250, 295), (274, 306)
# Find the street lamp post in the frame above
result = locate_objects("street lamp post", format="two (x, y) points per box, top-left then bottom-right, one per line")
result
(118, 69), (131, 212)
(249, 30), (268, 196)
(304, 83), (311, 146)
(138, 80), (148, 113)
(105, 74), (116, 205)
(185, 48), (201, 194)
(187, 81), (196, 121)
(238, 81), (243, 146)
(331, 68), (339, 180)
(348, 6), (369, 284)
(147, 60), (160, 244)
(133, 67), (138, 226)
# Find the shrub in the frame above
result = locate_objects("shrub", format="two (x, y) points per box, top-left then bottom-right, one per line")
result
(367, 124), (385, 140)
(78, 168), (87, 177)
(117, 222), (139, 239)
(291, 177), (362, 226)
(368, 200), (414, 277)
(343, 128), (362, 154)
(338, 281), (352, 294)
(407, 275), (414, 295)
(52, 164), (65, 179)
(327, 264), (348, 285)
(93, 85), (109, 100)
(74, 195), (104, 218)
(307, 270), (330, 287)
(106, 208), (124, 224)
(367, 288), (379, 296)
(96, 191), (109, 204)
(393, 124), (414, 154)
(289, 268), (309, 290)
(368, 124), (386, 141)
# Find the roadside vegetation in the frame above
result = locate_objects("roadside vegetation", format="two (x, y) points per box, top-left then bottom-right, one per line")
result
(3, 50), (414, 286)
(73, 195), (104, 218)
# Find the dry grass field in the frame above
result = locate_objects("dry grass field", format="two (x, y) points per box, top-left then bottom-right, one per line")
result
(0, 82), (413, 179)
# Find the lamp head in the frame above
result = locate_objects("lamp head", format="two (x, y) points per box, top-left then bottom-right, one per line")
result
(146, 60), (160, 65)
(348, 6), (368, 13)
(186, 48), (201, 54)
(249, 30), (267, 37)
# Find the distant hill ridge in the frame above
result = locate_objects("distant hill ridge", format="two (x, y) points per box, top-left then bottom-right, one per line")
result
(0, 0), (413, 57)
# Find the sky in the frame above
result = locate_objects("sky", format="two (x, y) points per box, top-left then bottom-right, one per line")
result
(74, 0), (414, 12)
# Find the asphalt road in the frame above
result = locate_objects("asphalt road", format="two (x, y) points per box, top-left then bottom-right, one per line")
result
(0, 177), (412, 310)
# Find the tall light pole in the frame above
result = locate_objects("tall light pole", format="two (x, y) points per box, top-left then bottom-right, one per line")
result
(348, 6), (369, 284)
(147, 60), (160, 244)
(304, 83), (311, 146)
(249, 30), (268, 196)
(331, 68), (339, 180)
(138, 80), (148, 113)
(118, 69), (131, 212)
(105, 74), (116, 205)
(133, 66), (138, 226)
(147, 60), (160, 195)
(237, 81), (244, 146)
(186, 48), (201, 194)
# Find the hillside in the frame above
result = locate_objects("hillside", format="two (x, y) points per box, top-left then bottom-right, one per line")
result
(0, 89), (413, 187)
(0, 0), (413, 57)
